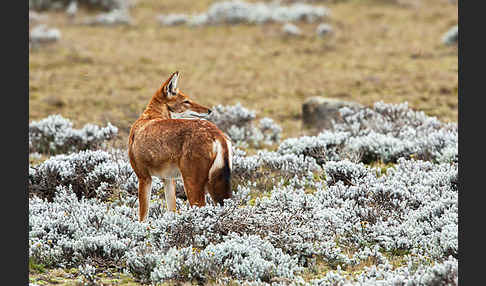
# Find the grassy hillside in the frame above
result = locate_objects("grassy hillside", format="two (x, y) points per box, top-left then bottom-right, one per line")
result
(29, 0), (458, 144)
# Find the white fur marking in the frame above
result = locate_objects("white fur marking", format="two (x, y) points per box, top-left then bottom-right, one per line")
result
(209, 140), (224, 179)
(170, 110), (206, 119)
(169, 73), (179, 94)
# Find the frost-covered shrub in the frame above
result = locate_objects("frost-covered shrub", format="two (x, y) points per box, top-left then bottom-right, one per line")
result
(199, 0), (329, 25)
(29, 114), (118, 155)
(28, 149), (161, 201)
(324, 160), (372, 186)
(29, 187), (146, 268)
(258, 117), (283, 144)
(316, 23), (333, 37)
(29, 156), (458, 284)
(337, 101), (458, 163)
(28, 143), (319, 204)
(157, 14), (188, 26)
(29, 10), (48, 23)
(29, 142), (317, 203)
(256, 150), (319, 176)
(442, 25), (458, 45)
(30, 24), (61, 45)
(282, 23), (302, 36)
(78, 263), (96, 284)
(231, 148), (262, 178)
(28, 101), (458, 285)
(82, 9), (133, 26)
(65, 1), (77, 17)
(223, 159), (455, 264)
(208, 103), (282, 147)
(150, 234), (301, 283)
(124, 246), (165, 283)
(232, 148), (321, 183)
(209, 102), (256, 131)
(187, 13), (210, 27)
(167, 0), (329, 27)
(278, 131), (350, 164)
(129, 198), (318, 282)
(323, 159), (458, 260)
(29, 0), (134, 11)
(278, 101), (458, 164)
(309, 255), (458, 285)
(150, 158), (455, 264)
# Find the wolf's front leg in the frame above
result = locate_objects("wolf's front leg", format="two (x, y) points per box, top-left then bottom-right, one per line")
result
(165, 178), (177, 211)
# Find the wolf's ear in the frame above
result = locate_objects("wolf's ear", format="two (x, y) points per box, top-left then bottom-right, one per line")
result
(165, 71), (179, 97)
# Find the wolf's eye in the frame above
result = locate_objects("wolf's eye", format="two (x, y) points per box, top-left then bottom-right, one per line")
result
(183, 100), (190, 104)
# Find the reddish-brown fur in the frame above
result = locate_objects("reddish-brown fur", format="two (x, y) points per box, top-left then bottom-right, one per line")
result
(128, 71), (232, 221)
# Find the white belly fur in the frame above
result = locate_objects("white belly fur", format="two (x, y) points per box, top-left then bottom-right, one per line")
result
(151, 162), (182, 179)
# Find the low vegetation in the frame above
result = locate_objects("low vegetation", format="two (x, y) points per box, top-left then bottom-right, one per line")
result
(29, 103), (458, 285)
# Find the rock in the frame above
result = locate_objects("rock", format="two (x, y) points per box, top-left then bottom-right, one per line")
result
(316, 23), (333, 37)
(282, 23), (301, 37)
(302, 97), (362, 132)
(442, 25), (458, 45)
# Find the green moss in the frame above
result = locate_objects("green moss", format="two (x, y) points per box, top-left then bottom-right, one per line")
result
(29, 258), (47, 274)
(368, 161), (396, 177)
(247, 190), (272, 206)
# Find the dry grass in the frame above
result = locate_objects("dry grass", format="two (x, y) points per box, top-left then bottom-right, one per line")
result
(29, 0), (458, 149)
(29, 268), (143, 285)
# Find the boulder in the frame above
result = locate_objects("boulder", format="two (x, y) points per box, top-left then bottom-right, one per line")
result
(302, 97), (362, 132)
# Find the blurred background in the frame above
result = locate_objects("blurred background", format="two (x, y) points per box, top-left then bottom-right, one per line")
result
(29, 0), (458, 147)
